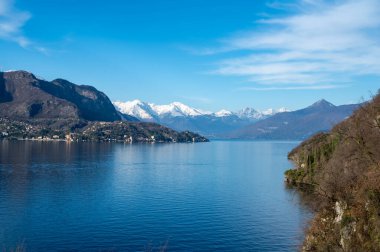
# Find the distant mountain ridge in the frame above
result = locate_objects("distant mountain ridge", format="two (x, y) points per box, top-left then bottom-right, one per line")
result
(113, 100), (208, 121)
(113, 99), (288, 121)
(113, 100), (289, 138)
(113, 99), (359, 140)
(231, 99), (360, 140)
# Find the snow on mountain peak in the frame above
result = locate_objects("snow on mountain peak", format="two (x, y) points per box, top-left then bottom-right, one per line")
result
(113, 100), (157, 120)
(215, 109), (233, 117)
(113, 99), (289, 121)
(151, 102), (207, 117)
(236, 107), (261, 119)
(113, 100), (210, 119)
(131, 99), (143, 104)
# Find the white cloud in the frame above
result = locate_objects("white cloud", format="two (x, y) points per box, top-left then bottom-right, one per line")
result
(239, 85), (346, 91)
(205, 0), (380, 90)
(0, 0), (31, 47)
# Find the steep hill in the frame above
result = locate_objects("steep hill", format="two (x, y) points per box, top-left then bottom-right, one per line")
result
(285, 93), (380, 251)
(233, 100), (360, 140)
(0, 71), (121, 122)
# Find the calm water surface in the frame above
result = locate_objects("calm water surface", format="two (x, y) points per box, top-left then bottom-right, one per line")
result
(0, 140), (312, 251)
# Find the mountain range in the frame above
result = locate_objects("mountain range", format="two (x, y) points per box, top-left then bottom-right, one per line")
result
(113, 99), (360, 140)
(0, 70), (361, 141)
(113, 100), (288, 138)
(231, 99), (360, 140)
(114, 99), (288, 121)
(0, 71), (206, 143)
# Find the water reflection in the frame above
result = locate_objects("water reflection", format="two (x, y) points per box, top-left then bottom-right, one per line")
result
(0, 140), (312, 251)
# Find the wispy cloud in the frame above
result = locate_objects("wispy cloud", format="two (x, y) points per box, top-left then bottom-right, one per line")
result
(0, 0), (31, 47)
(203, 0), (380, 90)
(239, 84), (346, 91)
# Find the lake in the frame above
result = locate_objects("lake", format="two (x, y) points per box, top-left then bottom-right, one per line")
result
(0, 140), (312, 251)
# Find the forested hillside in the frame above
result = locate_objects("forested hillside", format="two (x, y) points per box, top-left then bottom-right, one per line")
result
(285, 92), (380, 251)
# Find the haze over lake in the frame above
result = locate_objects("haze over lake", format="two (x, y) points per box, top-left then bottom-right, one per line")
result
(0, 141), (311, 251)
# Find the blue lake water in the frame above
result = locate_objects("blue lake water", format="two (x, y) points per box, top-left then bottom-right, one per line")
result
(0, 140), (312, 251)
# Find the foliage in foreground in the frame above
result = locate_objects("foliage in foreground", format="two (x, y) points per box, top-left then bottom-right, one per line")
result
(286, 92), (380, 251)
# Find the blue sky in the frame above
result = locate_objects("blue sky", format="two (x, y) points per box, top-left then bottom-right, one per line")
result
(0, 0), (379, 111)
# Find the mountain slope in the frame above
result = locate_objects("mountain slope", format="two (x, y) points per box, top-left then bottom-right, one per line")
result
(285, 93), (380, 251)
(0, 71), (121, 122)
(232, 99), (360, 140)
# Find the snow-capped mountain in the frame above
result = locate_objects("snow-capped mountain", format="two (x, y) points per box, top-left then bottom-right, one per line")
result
(236, 107), (262, 119)
(152, 102), (210, 117)
(113, 100), (158, 121)
(113, 100), (287, 121)
(214, 109), (234, 117)
(214, 107), (289, 120)
(113, 99), (358, 140)
(113, 100), (289, 138)
(113, 100), (211, 120)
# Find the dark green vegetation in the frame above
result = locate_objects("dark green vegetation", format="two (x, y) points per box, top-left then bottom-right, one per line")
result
(0, 71), (207, 143)
(285, 93), (380, 251)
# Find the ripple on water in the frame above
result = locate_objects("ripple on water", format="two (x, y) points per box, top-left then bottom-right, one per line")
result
(0, 141), (312, 251)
